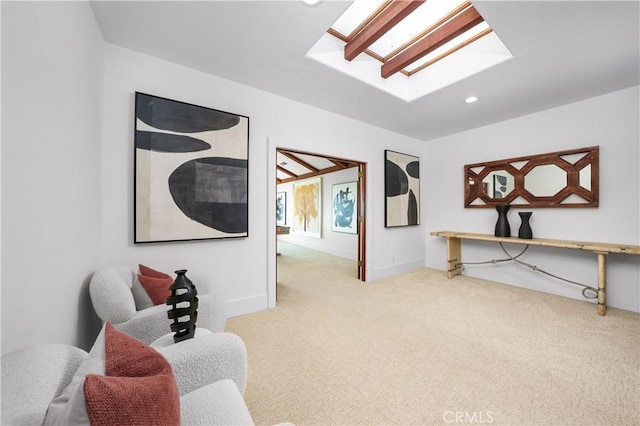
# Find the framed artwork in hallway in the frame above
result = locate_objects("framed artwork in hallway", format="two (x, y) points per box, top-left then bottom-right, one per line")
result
(276, 192), (287, 226)
(134, 92), (249, 243)
(332, 181), (357, 234)
(292, 177), (322, 238)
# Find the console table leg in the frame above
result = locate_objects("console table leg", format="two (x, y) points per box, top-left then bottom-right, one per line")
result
(596, 252), (608, 316)
(446, 237), (462, 279)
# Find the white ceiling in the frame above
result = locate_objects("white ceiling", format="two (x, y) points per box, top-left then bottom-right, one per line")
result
(90, 0), (639, 142)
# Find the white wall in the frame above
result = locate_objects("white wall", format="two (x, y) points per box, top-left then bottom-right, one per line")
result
(101, 44), (426, 318)
(424, 86), (640, 312)
(4, 3), (635, 358)
(1, 2), (104, 354)
(277, 167), (359, 260)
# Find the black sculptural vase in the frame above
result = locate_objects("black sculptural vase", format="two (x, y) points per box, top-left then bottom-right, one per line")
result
(494, 205), (511, 237)
(166, 269), (199, 343)
(518, 212), (533, 239)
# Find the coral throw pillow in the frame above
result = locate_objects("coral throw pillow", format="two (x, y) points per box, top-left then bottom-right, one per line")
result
(138, 264), (173, 305)
(83, 322), (180, 426)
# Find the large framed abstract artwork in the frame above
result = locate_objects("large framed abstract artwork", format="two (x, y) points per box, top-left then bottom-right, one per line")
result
(292, 177), (322, 238)
(276, 192), (287, 226)
(134, 92), (249, 243)
(385, 150), (420, 227)
(332, 181), (357, 234)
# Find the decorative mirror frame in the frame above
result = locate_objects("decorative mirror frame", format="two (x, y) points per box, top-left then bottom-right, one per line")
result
(464, 146), (599, 208)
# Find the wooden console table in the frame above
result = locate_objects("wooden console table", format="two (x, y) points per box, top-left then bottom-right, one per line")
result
(276, 226), (290, 256)
(276, 226), (290, 236)
(430, 231), (640, 316)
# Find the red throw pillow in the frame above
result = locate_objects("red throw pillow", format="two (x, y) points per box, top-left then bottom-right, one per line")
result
(139, 264), (172, 280)
(83, 322), (180, 426)
(138, 264), (173, 305)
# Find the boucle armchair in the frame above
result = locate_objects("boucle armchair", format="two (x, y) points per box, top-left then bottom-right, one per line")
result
(1, 330), (253, 425)
(89, 265), (226, 344)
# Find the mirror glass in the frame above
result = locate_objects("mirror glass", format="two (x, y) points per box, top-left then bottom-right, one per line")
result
(482, 170), (514, 199)
(524, 164), (566, 197)
(464, 146), (599, 208)
(580, 164), (591, 190)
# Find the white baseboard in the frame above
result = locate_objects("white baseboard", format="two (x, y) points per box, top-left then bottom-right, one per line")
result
(279, 237), (358, 261)
(370, 258), (425, 281)
(225, 293), (269, 318)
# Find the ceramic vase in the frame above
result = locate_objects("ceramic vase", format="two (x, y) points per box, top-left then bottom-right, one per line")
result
(166, 269), (199, 343)
(518, 212), (533, 239)
(494, 205), (511, 237)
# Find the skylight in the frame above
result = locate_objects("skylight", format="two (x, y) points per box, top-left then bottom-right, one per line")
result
(306, 0), (513, 102)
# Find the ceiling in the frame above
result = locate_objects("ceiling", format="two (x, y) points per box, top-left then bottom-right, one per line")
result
(90, 1), (639, 142)
(311, 0), (513, 102)
(276, 148), (360, 184)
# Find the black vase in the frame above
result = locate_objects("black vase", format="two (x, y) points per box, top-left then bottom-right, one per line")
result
(494, 205), (511, 237)
(518, 212), (533, 239)
(166, 269), (199, 343)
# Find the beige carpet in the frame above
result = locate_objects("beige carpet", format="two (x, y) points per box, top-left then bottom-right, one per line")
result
(226, 242), (640, 425)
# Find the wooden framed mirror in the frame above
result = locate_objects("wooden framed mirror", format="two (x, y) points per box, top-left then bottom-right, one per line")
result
(465, 146), (599, 208)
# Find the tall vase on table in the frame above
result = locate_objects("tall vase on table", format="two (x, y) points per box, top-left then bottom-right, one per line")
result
(518, 212), (533, 239)
(494, 205), (511, 237)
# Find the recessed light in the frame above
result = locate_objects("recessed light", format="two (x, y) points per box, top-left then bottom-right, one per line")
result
(464, 96), (479, 104)
(302, 0), (323, 6)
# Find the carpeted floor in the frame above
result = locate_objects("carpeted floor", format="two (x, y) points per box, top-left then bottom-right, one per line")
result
(226, 242), (640, 425)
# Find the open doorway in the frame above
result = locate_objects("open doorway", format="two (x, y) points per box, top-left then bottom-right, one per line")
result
(275, 148), (367, 284)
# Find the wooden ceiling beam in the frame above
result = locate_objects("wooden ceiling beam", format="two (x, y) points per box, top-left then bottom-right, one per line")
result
(276, 165), (296, 178)
(345, 0), (425, 61)
(279, 150), (319, 174)
(407, 27), (492, 76)
(275, 148), (361, 184)
(278, 165), (347, 184)
(381, 5), (484, 78)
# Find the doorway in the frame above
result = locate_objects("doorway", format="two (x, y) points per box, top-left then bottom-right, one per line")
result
(275, 148), (367, 281)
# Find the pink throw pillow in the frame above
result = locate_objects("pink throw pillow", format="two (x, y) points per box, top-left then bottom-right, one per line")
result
(138, 264), (173, 305)
(139, 264), (172, 280)
(83, 322), (180, 426)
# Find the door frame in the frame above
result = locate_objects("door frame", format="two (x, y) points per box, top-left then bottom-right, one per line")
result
(268, 144), (368, 307)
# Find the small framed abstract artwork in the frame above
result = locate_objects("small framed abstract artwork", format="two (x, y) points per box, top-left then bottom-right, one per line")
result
(385, 150), (420, 227)
(292, 177), (322, 238)
(134, 92), (249, 243)
(332, 182), (358, 234)
(276, 192), (287, 226)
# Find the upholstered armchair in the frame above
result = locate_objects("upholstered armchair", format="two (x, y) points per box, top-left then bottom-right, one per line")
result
(1, 329), (253, 425)
(89, 265), (226, 345)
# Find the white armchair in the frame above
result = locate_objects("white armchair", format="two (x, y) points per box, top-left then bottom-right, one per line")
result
(1, 332), (253, 425)
(89, 265), (226, 345)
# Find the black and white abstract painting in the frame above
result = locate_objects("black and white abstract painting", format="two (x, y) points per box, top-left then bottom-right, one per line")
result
(134, 92), (249, 243)
(385, 150), (420, 227)
(332, 182), (357, 234)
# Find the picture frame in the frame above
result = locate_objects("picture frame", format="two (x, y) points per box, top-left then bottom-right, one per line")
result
(332, 181), (358, 234)
(134, 92), (249, 243)
(384, 150), (420, 227)
(292, 177), (322, 238)
(276, 192), (287, 226)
